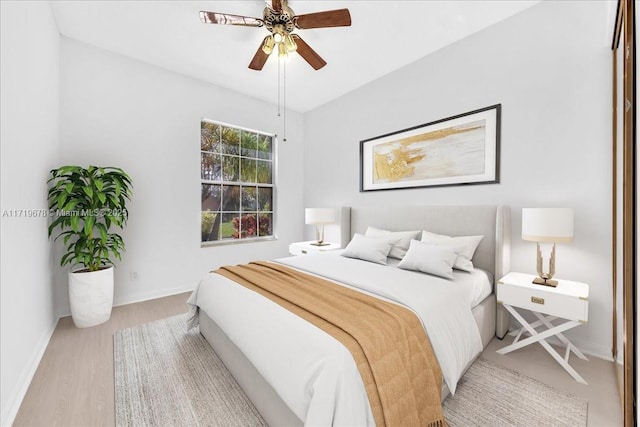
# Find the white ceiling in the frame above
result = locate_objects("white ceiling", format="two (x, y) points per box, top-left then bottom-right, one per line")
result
(51, 1), (541, 112)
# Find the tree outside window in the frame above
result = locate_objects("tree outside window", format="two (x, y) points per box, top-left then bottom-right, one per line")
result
(201, 120), (274, 244)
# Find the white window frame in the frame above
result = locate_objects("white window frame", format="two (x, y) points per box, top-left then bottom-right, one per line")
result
(200, 118), (277, 247)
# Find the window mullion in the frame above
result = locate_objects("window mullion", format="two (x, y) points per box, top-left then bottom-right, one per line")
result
(201, 121), (274, 245)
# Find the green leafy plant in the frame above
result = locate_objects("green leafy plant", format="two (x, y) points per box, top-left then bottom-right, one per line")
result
(47, 166), (132, 272)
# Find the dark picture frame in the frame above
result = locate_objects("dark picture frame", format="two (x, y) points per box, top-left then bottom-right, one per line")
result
(360, 104), (501, 192)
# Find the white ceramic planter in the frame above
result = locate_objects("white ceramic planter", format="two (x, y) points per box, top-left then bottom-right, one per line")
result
(68, 266), (114, 328)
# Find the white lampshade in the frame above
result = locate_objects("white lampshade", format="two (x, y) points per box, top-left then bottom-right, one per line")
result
(522, 208), (574, 243)
(305, 208), (336, 225)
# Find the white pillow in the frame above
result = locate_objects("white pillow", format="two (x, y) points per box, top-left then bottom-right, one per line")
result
(341, 233), (397, 265)
(365, 227), (421, 259)
(420, 230), (484, 272)
(397, 240), (457, 279)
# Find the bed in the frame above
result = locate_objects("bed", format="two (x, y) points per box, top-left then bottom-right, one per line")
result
(188, 205), (510, 426)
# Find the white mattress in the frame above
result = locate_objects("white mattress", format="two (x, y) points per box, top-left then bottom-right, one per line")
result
(188, 253), (484, 426)
(456, 268), (493, 308)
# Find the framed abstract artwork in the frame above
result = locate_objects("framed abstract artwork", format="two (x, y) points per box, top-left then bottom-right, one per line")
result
(360, 104), (501, 192)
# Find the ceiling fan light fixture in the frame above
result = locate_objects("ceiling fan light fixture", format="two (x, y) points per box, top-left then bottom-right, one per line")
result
(278, 42), (288, 58)
(284, 33), (297, 52)
(261, 35), (275, 54)
(273, 32), (284, 44)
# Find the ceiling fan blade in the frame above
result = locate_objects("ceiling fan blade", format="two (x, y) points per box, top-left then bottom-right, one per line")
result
(294, 9), (351, 29)
(291, 34), (326, 70)
(271, 0), (282, 12)
(199, 11), (264, 27)
(248, 37), (270, 70)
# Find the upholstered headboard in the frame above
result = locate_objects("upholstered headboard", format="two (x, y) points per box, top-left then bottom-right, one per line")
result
(350, 205), (510, 280)
(350, 205), (510, 338)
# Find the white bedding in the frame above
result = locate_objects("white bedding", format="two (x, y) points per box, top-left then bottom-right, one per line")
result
(375, 253), (492, 308)
(188, 253), (483, 426)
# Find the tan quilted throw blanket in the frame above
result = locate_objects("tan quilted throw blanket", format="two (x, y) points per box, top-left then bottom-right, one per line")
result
(215, 261), (446, 427)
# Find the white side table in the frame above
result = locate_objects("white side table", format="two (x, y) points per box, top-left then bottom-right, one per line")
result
(496, 272), (589, 384)
(288, 241), (342, 256)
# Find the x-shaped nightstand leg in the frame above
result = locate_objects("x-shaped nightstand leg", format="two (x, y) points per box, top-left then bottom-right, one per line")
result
(509, 315), (559, 336)
(531, 312), (588, 361)
(497, 304), (588, 384)
(508, 313), (589, 362)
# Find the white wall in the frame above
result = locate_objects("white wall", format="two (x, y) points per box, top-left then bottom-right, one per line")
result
(0, 2), (61, 425)
(303, 1), (612, 358)
(58, 38), (305, 314)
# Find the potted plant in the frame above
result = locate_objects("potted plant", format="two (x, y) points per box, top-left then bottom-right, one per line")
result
(47, 166), (132, 328)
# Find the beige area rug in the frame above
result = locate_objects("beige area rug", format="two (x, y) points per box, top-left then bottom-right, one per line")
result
(114, 314), (266, 426)
(443, 358), (587, 427)
(114, 314), (588, 427)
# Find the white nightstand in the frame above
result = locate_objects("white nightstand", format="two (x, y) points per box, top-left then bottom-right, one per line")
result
(289, 241), (342, 256)
(496, 272), (589, 384)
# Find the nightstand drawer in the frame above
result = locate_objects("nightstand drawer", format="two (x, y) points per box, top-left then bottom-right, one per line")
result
(289, 241), (342, 256)
(289, 244), (309, 255)
(498, 282), (588, 322)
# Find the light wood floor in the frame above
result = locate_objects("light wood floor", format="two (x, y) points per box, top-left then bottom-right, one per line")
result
(13, 293), (190, 427)
(14, 293), (622, 426)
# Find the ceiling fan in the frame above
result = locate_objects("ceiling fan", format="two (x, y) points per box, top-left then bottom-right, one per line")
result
(199, 0), (351, 71)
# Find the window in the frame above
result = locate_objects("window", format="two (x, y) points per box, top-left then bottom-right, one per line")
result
(201, 120), (275, 244)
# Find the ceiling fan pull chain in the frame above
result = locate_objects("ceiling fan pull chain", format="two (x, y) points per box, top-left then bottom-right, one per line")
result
(283, 60), (287, 142)
(277, 56), (281, 117)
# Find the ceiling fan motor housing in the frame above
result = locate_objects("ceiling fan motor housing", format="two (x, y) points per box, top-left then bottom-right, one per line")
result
(263, 6), (296, 34)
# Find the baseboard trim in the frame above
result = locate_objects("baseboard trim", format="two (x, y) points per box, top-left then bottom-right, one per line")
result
(571, 339), (614, 362)
(1, 318), (58, 427)
(56, 284), (196, 318)
(112, 285), (195, 308)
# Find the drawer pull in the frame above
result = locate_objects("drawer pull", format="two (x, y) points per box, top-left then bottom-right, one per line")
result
(302, 249), (308, 254)
(531, 296), (545, 305)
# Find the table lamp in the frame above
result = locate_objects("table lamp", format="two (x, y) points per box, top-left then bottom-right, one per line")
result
(305, 208), (336, 246)
(522, 208), (574, 287)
